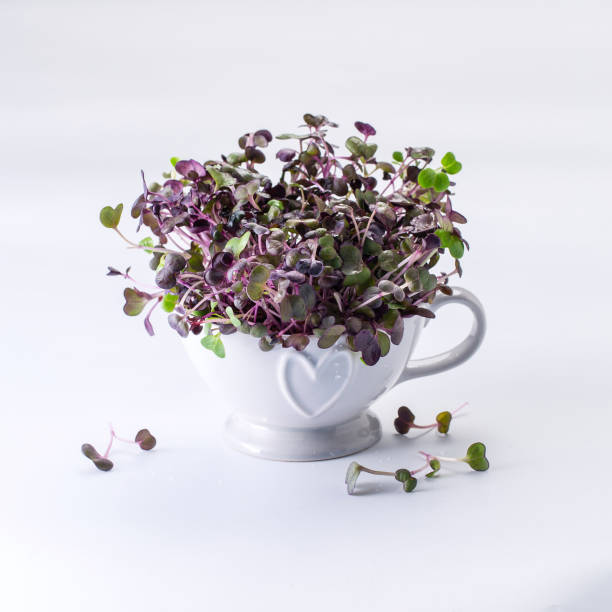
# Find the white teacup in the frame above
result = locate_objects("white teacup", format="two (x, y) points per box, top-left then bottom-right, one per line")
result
(185, 287), (485, 461)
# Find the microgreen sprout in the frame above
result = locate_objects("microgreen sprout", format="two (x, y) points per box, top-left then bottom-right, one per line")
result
(393, 402), (467, 435)
(345, 461), (423, 495)
(81, 425), (157, 472)
(418, 442), (490, 472)
(345, 441), (489, 495)
(102, 114), (469, 366)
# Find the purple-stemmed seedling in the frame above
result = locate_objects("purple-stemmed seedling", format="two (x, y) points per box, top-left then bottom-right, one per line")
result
(81, 425), (157, 472)
(81, 444), (114, 472)
(394, 402), (467, 435)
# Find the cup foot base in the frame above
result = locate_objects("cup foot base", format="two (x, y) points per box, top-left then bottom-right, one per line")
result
(224, 411), (382, 462)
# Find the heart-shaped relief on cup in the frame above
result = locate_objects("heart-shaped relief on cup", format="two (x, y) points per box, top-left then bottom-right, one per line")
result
(278, 348), (353, 418)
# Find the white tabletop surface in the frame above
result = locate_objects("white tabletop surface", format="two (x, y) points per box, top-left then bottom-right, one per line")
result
(2, 2), (612, 611)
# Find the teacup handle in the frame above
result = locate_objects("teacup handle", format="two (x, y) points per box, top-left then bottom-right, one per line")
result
(396, 287), (486, 384)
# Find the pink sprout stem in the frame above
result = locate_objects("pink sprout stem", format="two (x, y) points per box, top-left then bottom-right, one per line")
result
(359, 466), (395, 477)
(419, 451), (462, 463)
(410, 461), (430, 476)
(103, 424), (138, 458)
(413, 402), (469, 428)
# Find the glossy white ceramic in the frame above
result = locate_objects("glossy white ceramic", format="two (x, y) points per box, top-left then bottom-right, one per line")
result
(184, 287), (486, 461)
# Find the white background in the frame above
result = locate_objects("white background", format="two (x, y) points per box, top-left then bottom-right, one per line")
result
(2, 1), (612, 610)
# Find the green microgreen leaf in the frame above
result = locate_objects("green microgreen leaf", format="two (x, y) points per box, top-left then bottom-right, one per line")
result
(100, 203), (123, 229)
(417, 168), (436, 189)
(343, 266), (370, 287)
(425, 459), (441, 478)
(246, 265), (270, 301)
(433, 172), (450, 192)
(392, 151), (403, 162)
(441, 152), (462, 174)
(446, 161), (462, 174)
(139, 237), (154, 253)
(226, 152), (247, 165)
(410, 147), (435, 160)
(206, 166), (236, 188)
(345, 136), (364, 157)
(363, 142), (378, 159)
(377, 330), (391, 357)
(161, 292), (178, 313)
(201, 333), (226, 358)
(299, 283), (316, 310)
(345, 136), (377, 159)
(435, 230), (464, 259)
(436, 411), (452, 434)
(395, 469), (417, 492)
(276, 132), (311, 140)
(376, 161), (395, 174)
(419, 268), (437, 292)
(448, 236), (465, 259)
(363, 238), (382, 256)
(224, 231), (251, 258)
(464, 442), (489, 471)
(403, 478), (417, 492)
(320, 246), (339, 262)
(440, 152), (456, 168)
(394, 468), (410, 482)
(280, 295), (306, 322)
(250, 323), (267, 338)
(317, 324), (346, 349)
(378, 250), (401, 272)
(225, 306), (242, 329)
(319, 235), (334, 249)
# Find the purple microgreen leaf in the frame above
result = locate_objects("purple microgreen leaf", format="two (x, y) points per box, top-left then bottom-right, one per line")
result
(135, 428), (157, 450)
(276, 148), (297, 162)
(394, 406), (416, 434)
(81, 444), (114, 472)
(283, 333), (310, 351)
(354, 121), (376, 137)
(175, 159), (206, 180)
(155, 267), (176, 290)
(144, 316), (155, 336)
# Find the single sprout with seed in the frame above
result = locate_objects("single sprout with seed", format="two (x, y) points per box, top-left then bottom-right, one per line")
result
(394, 402), (466, 435)
(419, 442), (490, 472)
(81, 425), (157, 472)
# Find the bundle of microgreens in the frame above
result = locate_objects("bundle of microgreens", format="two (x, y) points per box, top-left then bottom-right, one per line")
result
(101, 114), (468, 366)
